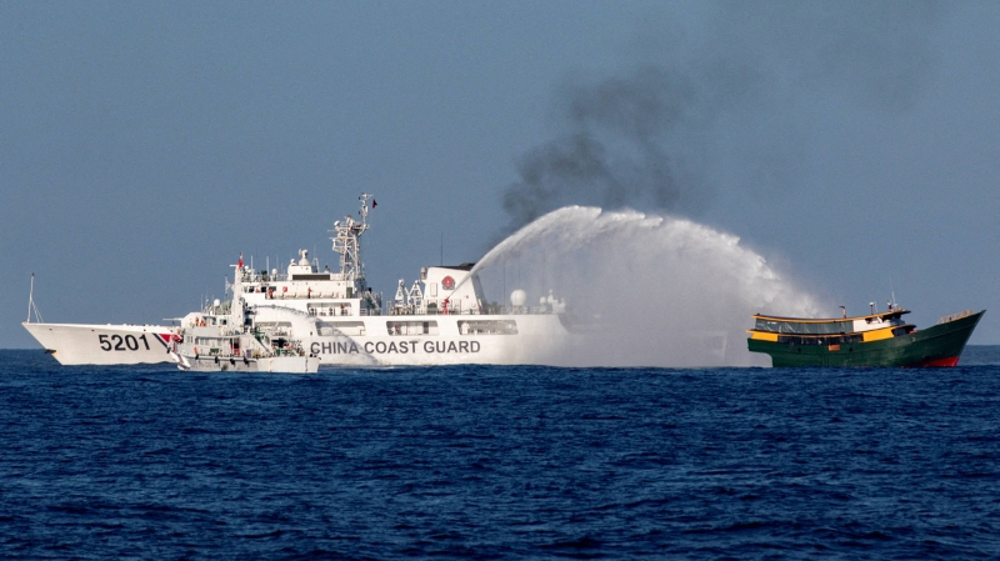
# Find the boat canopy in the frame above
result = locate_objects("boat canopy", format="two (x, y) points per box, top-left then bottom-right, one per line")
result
(752, 309), (910, 335)
(753, 318), (853, 335)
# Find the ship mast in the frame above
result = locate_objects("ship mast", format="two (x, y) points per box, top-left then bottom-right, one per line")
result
(230, 258), (245, 330)
(329, 193), (372, 285)
(26, 274), (43, 324)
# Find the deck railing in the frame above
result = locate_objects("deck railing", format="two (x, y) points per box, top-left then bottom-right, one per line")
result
(936, 310), (975, 325)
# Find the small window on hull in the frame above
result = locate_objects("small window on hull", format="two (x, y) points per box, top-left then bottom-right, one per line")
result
(458, 320), (518, 335)
(386, 321), (439, 336)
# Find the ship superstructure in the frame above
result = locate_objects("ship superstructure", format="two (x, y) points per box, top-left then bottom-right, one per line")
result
(229, 194), (570, 365)
(168, 259), (320, 373)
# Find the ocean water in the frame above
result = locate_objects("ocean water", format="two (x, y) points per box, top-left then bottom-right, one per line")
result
(2, 348), (1000, 559)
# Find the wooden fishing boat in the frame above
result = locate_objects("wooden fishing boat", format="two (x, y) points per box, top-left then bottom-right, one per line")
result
(747, 307), (984, 367)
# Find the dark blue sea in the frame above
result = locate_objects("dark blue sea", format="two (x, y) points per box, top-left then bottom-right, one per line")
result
(2, 348), (1000, 560)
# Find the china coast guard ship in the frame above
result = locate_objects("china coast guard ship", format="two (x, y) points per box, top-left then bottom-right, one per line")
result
(23, 194), (571, 367)
(22, 275), (181, 365)
(225, 193), (570, 366)
(168, 272), (320, 373)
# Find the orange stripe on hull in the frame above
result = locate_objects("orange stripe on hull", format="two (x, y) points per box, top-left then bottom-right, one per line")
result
(907, 356), (960, 368)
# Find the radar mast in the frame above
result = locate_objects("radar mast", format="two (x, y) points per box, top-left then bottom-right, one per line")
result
(329, 193), (373, 285)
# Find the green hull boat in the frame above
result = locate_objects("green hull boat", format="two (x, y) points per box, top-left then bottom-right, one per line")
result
(747, 308), (984, 368)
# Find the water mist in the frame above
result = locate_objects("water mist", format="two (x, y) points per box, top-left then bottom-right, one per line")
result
(472, 206), (823, 367)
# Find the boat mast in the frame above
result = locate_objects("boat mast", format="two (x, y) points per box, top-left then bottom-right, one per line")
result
(329, 193), (372, 284)
(231, 256), (245, 330)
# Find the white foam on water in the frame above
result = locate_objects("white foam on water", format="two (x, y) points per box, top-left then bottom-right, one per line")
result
(472, 206), (824, 367)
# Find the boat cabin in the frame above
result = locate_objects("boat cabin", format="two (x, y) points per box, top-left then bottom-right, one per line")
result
(748, 309), (915, 346)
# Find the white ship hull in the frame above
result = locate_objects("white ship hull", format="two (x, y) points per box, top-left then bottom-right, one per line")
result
(259, 356), (320, 373)
(297, 313), (570, 366)
(22, 322), (178, 365)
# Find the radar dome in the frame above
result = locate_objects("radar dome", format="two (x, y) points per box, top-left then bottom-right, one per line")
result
(213, 299), (221, 308)
(510, 289), (527, 307)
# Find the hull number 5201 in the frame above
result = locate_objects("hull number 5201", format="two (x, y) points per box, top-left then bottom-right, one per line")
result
(99, 334), (151, 351)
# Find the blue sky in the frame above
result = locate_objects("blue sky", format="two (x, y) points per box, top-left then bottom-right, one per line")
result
(3, 1), (999, 349)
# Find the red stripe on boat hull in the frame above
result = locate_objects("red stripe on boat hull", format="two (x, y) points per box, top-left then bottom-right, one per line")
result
(908, 356), (960, 368)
